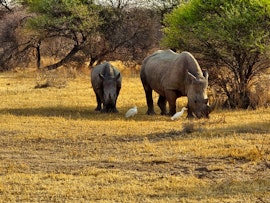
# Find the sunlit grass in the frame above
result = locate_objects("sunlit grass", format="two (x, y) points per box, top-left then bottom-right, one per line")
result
(0, 69), (269, 202)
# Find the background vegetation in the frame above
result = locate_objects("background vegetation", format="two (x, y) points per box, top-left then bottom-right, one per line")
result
(0, 69), (269, 202)
(163, 0), (270, 109)
(0, 0), (164, 70)
(0, 1), (270, 200)
(1, 0), (270, 108)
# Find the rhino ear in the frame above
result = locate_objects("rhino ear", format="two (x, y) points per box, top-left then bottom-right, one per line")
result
(99, 73), (105, 80)
(203, 70), (209, 80)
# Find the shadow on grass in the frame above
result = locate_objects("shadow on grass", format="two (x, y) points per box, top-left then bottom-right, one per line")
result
(0, 106), (110, 121)
(115, 120), (270, 143)
(115, 129), (186, 143)
(0, 106), (162, 121)
(1, 107), (269, 134)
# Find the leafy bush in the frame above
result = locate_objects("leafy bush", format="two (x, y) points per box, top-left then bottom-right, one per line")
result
(163, 0), (270, 109)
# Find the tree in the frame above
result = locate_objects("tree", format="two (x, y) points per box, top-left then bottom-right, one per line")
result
(85, 4), (161, 67)
(0, 3), (35, 71)
(163, 0), (270, 108)
(147, 0), (187, 18)
(20, 0), (161, 70)
(21, 0), (102, 69)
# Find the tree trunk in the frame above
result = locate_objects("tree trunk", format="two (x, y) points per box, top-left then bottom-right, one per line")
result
(225, 53), (251, 109)
(45, 44), (81, 70)
(88, 58), (97, 69)
(238, 81), (250, 109)
(36, 40), (41, 69)
(225, 80), (250, 109)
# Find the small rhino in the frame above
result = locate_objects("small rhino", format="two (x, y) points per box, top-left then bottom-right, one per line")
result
(91, 62), (122, 113)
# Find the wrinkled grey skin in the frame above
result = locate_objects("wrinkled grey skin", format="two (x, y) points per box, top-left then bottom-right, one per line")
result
(91, 62), (122, 113)
(140, 50), (215, 118)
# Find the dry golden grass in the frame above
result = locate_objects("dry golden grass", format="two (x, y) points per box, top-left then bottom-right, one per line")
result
(0, 68), (269, 202)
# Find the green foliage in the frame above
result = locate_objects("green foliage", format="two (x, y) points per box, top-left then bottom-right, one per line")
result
(23, 0), (101, 37)
(163, 0), (270, 108)
(163, 0), (270, 54)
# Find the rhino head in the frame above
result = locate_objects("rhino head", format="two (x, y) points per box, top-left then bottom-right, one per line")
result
(99, 72), (121, 113)
(186, 71), (215, 118)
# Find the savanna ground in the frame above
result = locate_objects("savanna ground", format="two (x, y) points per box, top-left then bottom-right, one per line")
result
(0, 67), (269, 202)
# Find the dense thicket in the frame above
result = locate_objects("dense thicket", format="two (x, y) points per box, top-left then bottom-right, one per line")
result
(0, 0), (170, 70)
(163, 0), (270, 109)
(1, 0), (270, 108)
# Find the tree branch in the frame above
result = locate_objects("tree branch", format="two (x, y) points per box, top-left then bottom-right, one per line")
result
(46, 44), (83, 70)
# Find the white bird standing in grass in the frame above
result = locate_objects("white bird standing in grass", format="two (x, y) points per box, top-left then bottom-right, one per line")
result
(171, 107), (188, 120)
(125, 106), (138, 118)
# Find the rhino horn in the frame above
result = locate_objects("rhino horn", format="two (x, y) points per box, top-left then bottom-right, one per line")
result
(207, 99), (217, 113)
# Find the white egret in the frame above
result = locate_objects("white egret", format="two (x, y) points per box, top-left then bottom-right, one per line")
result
(171, 107), (188, 120)
(125, 106), (138, 118)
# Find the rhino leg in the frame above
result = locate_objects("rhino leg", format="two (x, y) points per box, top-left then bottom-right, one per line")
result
(94, 93), (102, 111)
(145, 89), (155, 115)
(108, 106), (119, 113)
(158, 95), (167, 115)
(165, 90), (177, 116)
(141, 73), (155, 115)
(101, 107), (107, 113)
(101, 105), (111, 113)
(116, 83), (121, 96)
(187, 109), (196, 119)
(102, 103), (118, 113)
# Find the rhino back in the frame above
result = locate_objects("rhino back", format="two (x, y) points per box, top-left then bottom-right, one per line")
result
(141, 50), (188, 95)
(178, 51), (204, 78)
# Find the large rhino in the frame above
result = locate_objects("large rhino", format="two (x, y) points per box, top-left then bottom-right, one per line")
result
(140, 50), (215, 118)
(91, 62), (122, 113)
